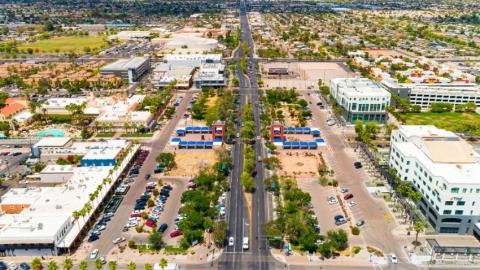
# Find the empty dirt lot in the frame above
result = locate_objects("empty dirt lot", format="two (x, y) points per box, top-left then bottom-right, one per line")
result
(260, 62), (355, 90)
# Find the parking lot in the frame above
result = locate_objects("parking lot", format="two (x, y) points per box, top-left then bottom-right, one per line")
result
(302, 92), (401, 253)
(0, 146), (31, 179)
(79, 92), (193, 260)
(99, 42), (159, 57)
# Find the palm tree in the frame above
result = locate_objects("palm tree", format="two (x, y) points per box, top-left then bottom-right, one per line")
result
(144, 263), (153, 270)
(159, 258), (168, 270)
(127, 262), (136, 270)
(31, 258), (42, 270)
(89, 192), (97, 203)
(108, 261), (118, 270)
(79, 261), (88, 270)
(94, 258), (103, 270)
(413, 221), (425, 248)
(47, 261), (58, 270)
(62, 258), (73, 270)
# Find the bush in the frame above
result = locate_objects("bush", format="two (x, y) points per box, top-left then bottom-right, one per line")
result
(135, 225), (144, 233)
(147, 199), (155, 208)
(351, 226), (360, 235)
(353, 246), (362, 254)
(331, 179), (339, 187)
(128, 240), (136, 249)
(152, 189), (159, 197)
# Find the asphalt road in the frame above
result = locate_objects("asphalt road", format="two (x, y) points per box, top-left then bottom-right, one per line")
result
(217, 3), (248, 269)
(84, 93), (193, 259)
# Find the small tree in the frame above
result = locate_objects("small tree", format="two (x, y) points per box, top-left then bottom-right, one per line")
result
(413, 221), (425, 248)
(47, 261), (57, 270)
(351, 226), (360, 235)
(31, 258), (43, 270)
(159, 258), (168, 270)
(212, 220), (227, 247)
(79, 261), (88, 270)
(108, 261), (118, 270)
(128, 240), (137, 249)
(94, 258), (103, 270)
(144, 264), (153, 270)
(127, 262), (136, 270)
(156, 153), (176, 170)
(62, 258), (73, 270)
(149, 232), (163, 250)
(241, 171), (254, 192)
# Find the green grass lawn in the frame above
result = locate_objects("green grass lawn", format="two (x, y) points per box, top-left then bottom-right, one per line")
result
(400, 112), (480, 135)
(19, 36), (107, 54)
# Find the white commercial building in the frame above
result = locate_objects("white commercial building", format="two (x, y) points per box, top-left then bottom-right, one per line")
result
(163, 54), (222, 67)
(407, 84), (480, 108)
(193, 63), (227, 88)
(0, 141), (139, 255)
(390, 125), (480, 235)
(41, 97), (89, 115)
(330, 77), (391, 124)
(154, 54), (226, 89)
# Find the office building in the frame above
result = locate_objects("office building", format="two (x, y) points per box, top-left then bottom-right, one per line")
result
(100, 56), (151, 83)
(193, 63), (227, 88)
(330, 77), (391, 124)
(390, 125), (480, 236)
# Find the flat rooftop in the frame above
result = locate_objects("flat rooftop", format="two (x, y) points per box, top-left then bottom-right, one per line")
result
(332, 77), (390, 96)
(34, 137), (72, 148)
(101, 57), (149, 71)
(0, 166), (111, 244)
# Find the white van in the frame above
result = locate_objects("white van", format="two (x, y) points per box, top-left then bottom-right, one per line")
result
(242, 237), (249, 250)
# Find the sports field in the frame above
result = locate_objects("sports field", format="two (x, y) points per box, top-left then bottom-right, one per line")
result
(19, 36), (107, 54)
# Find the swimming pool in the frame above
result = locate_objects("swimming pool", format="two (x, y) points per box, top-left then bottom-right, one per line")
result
(35, 129), (65, 137)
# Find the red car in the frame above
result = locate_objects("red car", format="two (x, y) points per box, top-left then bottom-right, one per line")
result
(170, 230), (182, 238)
(343, 193), (354, 200)
(130, 212), (141, 218)
(145, 220), (156, 227)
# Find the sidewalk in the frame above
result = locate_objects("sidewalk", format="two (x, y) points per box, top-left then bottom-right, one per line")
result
(270, 248), (388, 267)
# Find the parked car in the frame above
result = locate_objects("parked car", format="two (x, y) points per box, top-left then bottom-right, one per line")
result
(9, 263), (18, 270)
(145, 174), (151, 180)
(390, 254), (398, 264)
(0, 262), (6, 270)
(19, 263), (29, 270)
(113, 237), (126, 244)
(170, 230), (182, 238)
(340, 188), (349, 193)
(348, 201), (357, 208)
(90, 249), (99, 259)
(327, 196), (338, 205)
(334, 215), (346, 225)
(354, 161), (362, 169)
(158, 223), (168, 233)
(228, 237), (234, 246)
(356, 219), (365, 227)
(343, 193), (354, 200)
